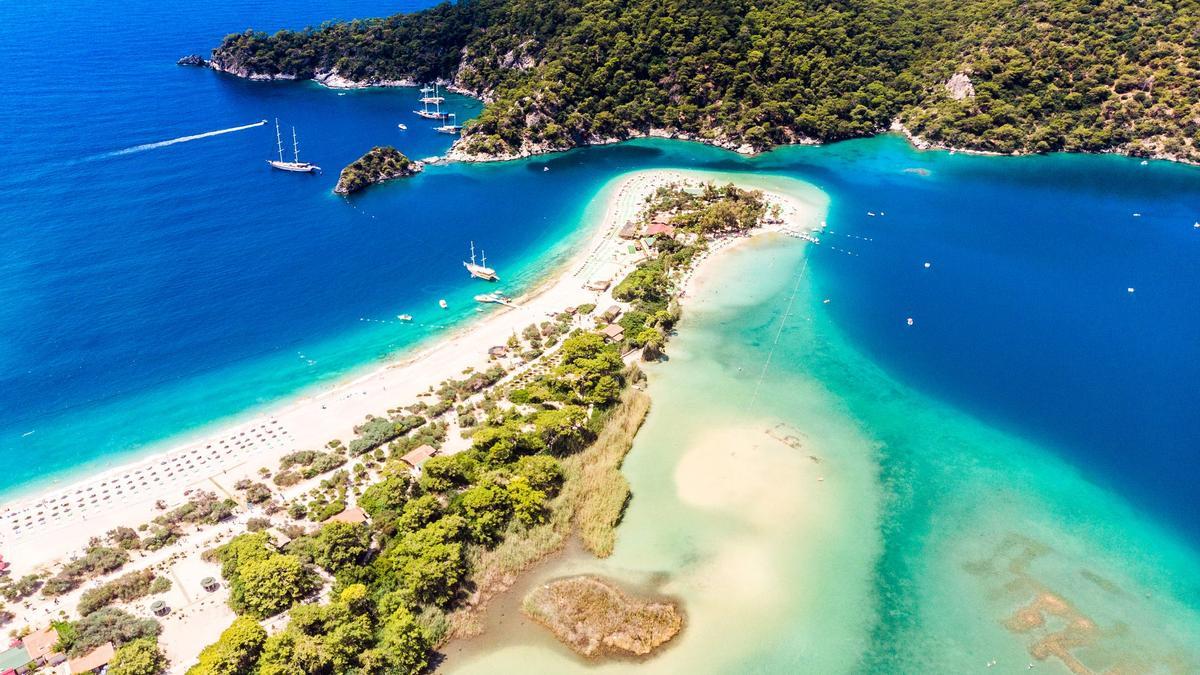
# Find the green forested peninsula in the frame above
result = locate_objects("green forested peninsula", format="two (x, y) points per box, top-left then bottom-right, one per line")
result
(211, 0), (1200, 161)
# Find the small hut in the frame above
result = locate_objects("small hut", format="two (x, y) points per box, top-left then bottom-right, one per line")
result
(67, 643), (114, 674)
(400, 444), (440, 475)
(600, 324), (625, 343)
(201, 576), (220, 592)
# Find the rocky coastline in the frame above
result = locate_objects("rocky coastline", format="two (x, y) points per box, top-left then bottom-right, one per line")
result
(195, 57), (1200, 168)
(176, 54), (208, 67)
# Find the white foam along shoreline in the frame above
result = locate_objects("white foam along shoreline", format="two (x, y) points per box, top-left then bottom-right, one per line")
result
(0, 168), (826, 577)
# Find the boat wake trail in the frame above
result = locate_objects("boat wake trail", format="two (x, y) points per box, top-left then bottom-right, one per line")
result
(103, 119), (268, 158)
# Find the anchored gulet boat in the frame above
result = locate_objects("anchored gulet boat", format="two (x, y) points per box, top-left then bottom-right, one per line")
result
(267, 119), (320, 173)
(419, 84), (445, 105)
(435, 113), (462, 135)
(463, 241), (499, 281)
(414, 84), (449, 120)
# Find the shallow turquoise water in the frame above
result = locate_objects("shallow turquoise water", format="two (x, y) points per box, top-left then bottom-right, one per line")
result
(2, 0), (1198, 665)
(447, 219), (1200, 674)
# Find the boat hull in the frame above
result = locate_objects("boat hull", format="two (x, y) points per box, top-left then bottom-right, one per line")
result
(267, 160), (319, 173)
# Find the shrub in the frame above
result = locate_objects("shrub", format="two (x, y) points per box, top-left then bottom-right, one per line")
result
(273, 471), (301, 487)
(77, 569), (157, 616)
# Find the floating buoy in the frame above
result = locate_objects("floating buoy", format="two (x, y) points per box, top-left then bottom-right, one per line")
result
(1133, 213), (1142, 217)
(923, 262), (931, 269)
(1127, 287), (1135, 293)
(906, 317), (914, 326)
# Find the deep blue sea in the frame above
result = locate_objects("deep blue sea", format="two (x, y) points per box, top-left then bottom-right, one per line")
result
(1, 0), (1197, 557)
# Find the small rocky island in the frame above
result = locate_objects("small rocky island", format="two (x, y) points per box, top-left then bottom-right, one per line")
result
(334, 146), (423, 195)
(176, 54), (208, 67)
(523, 575), (683, 659)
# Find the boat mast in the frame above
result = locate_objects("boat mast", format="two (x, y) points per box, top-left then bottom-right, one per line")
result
(275, 119), (284, 162)
(470, 241), (477, 265)
(481, 250), (487, 268)
(292, 127), (300, 163)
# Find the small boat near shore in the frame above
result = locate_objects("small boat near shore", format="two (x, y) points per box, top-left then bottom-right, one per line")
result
(397, 314), (412, 321)
(474, 292), (515, 307)
(439, 299), (448, 309)
(397, 123), (408, 130)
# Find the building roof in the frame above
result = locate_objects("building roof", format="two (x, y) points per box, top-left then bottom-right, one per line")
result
(325, 506), (369, 525)
(600, 324), (625, 341)
(645, 222), (676, 237)
(0, 646), (30, 671)
(400, 444), (439, 468)
(618, 222), (640, 239)
(603, 305), (622, 319)
(68, 643), (113, 674)
(488, 345), (508, 356)
(22, 625), (59, 660)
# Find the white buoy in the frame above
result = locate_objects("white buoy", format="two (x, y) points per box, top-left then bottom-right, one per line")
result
(923, 262), (931, 269)
(1127, 287), (1135, 293)
(906, 317), (914, 326)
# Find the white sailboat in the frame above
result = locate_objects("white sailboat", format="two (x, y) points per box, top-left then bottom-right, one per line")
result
(413, 84), (449, 120)
(463, 241), (498, 281)
(435, 113), (462, 135)
(419, 83), (445, 105)
(267, 119), (319, 173)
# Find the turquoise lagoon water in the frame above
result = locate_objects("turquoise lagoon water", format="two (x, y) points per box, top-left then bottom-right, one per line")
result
(2, 0), (1199, 668)
(448, 229), (1200, 673)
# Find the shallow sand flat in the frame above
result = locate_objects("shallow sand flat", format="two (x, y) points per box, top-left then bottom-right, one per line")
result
(673, 424), (821, 531)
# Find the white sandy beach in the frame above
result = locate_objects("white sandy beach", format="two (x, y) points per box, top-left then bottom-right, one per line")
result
(0, 168), (825, 669)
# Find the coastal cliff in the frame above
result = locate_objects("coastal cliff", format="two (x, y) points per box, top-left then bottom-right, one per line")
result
(334, 146), (423, 195)
(522, 575), (684, 658)
(207, 0), (1200, 164)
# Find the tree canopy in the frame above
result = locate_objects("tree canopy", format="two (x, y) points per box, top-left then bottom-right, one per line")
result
(211, 0), (1200, 161)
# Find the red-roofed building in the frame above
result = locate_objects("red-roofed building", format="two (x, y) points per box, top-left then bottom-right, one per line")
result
(645, 222), (675, 237)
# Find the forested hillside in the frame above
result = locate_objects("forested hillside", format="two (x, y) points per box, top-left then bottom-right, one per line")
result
(211, 0), (1200, 161)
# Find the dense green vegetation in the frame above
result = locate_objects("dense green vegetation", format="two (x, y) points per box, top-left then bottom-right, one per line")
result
(186, 329), (629, 673)
(334, 146), (422, 195)
(212, 0), (1200, 161)
(109, 638), (169, 675)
